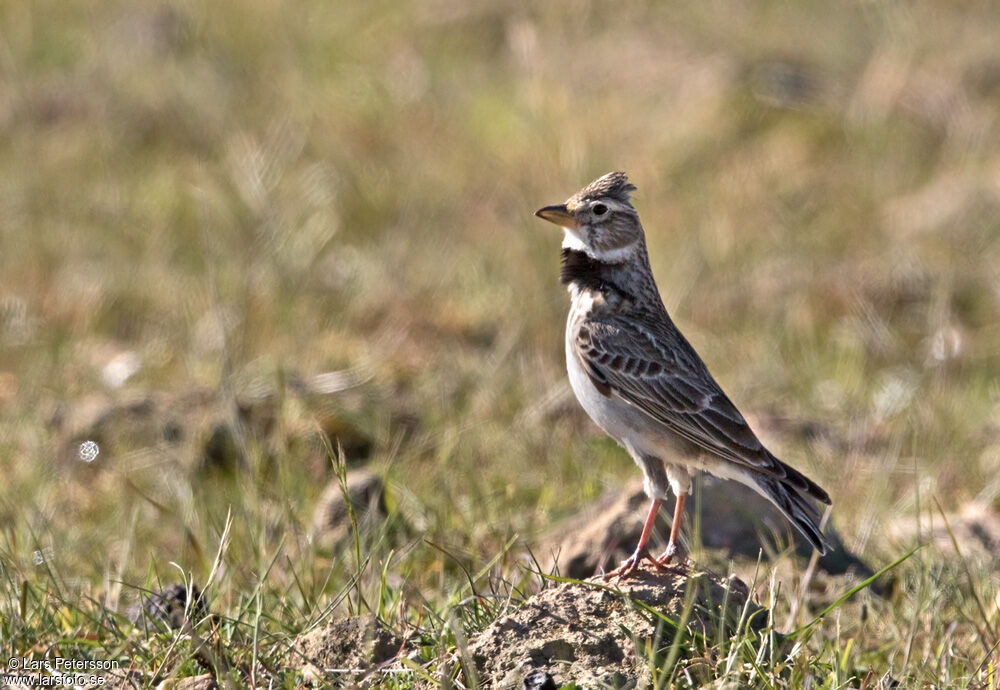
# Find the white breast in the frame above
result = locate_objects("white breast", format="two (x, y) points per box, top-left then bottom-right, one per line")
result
(564, 294), (634, 446)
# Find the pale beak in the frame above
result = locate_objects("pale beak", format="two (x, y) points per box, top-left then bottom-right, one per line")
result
(534, 204), (577, 228)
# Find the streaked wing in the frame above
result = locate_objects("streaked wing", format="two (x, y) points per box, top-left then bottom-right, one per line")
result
(576, 309), (783, 476)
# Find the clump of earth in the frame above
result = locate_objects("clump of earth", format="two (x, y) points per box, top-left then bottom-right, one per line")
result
(294, 568), (761, 689)
(294, 613), (404, 687)
(464, 568), (760, 689)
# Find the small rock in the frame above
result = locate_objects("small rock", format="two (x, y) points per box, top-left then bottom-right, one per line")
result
(312, 470), (386, 549)
(101, 350), (141, 389)
(155, 674), (216, 690)
(522, 669), (557, 690)
(295, 614), (402, 686)
(129, 584), (209, 631)
(468, 568), (761, 689)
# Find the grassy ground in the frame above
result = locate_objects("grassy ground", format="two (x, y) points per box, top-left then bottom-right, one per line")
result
(3, 0), (1000, 686)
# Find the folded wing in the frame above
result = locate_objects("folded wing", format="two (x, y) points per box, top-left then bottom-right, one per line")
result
(575, 309), (830, 505)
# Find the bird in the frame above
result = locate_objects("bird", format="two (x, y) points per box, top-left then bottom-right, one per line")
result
(535, 172), (831, 579)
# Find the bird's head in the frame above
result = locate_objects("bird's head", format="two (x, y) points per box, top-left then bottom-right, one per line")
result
(535, 171), (643, 262)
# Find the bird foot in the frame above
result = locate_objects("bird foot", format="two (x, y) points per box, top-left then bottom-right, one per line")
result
(602, 547), (670, 581)
(654, 542), (687, 569)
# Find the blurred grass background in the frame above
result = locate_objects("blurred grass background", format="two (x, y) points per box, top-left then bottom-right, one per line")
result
(3, 0), (1000, 685)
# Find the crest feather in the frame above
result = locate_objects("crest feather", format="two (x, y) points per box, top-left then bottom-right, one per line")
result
(571, 171), (636, 205)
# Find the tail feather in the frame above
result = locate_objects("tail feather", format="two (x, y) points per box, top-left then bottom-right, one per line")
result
(767, 451), (831, 505)
(754, 474), (831, 554)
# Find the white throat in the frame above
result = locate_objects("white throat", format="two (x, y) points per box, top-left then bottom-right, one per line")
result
(561, 229), (588, 252)
(562, 229), (637, 264)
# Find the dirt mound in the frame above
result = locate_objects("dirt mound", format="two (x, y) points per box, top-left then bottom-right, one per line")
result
(889, 502), (1000, 555)
(467, 568), (761, 689)
(294, 614), (404, 686)
(47, 371), (382, 480)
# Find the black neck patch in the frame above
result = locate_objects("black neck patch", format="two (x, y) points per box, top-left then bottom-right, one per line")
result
(560, 248), (631, 300)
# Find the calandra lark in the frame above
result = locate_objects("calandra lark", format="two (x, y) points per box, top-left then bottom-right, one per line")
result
(536, 172), (831, 579)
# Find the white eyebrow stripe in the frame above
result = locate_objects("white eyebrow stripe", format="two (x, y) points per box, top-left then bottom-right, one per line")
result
(590, 198), (634, 213)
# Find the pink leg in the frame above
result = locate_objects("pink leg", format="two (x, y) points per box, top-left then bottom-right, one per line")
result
(655, 492), (687, 566)
(603, 499), (671, 580)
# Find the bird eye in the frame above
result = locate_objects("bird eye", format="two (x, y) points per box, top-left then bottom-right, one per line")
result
(592, 203), (608, 216)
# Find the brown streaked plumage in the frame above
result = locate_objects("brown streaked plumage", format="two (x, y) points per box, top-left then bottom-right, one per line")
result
(536, 171), (831, 579)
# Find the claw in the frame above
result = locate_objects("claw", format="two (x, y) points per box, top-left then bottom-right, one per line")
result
(603, 547), (670, 581)
(654, 542), (687, 569)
